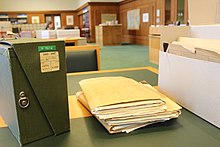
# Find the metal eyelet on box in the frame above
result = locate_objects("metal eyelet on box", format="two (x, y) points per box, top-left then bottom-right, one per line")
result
(19, 91), (26, 97)
(18, 91), (29, 109)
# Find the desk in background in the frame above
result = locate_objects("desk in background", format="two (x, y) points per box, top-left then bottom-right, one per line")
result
(96, 24), (122, 46)
(65, 37), (87, 46)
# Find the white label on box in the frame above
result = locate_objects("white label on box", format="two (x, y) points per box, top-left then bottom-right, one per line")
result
(40, 51), (60, 73)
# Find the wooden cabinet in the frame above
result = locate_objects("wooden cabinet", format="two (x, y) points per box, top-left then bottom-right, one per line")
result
(149, 35), (161, 64)
(96, 25), (122, 46)
(149, 26), (161, 65)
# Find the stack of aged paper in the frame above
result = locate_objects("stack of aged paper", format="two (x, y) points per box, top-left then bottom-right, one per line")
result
(76, 77), (181, 133)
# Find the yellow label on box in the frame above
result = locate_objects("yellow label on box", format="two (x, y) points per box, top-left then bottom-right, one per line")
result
(40, 51), (60, 73)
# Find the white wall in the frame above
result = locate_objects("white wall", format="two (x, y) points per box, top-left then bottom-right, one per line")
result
(0, 0), (123, 11)
(90, 0), (123, 2)
(74, 0), (123, 10)
(0, 0), (77, 11)
(188, 0), (219, 25)
(75, 0), (90, 9)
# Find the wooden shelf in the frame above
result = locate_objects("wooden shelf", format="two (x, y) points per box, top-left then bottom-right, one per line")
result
(149, 35), (161, 64)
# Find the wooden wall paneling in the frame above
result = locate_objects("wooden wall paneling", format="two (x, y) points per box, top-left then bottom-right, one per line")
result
(159, 0), (189, 25)
(0, 12), (21, 18)
(158, 0), (168, 25)
(119, 0), (157, 45)
(60, 12), (78, 28)
(0, 12), (27, 24)
(184, 0), (188, 24)
(88, 3), (120, 42)
(170, 0), (177, 23)
(120, 10), (131, 43)
(94, 10), (120, 27)
(89, 6), (95, 42)
(8, 13), (17, 18)
(27, 13), (45, 24)
(76, 5), (91, 41)
(161, 0), (188, 25)
(156, 0), (164, 25)
(79, 14), (84, 29)
(61, 13), (66, 27)
(73, 12), (79, 28)
(1, 10), (76, 27)
(138, 4), (155, 45)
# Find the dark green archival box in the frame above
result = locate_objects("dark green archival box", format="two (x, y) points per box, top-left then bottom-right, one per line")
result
(0, 38), (70, 146)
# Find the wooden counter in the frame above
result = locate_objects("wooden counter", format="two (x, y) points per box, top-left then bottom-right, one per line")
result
(149, 26), (162, 65)
(149, 34), (161, 64)
(64, 37), (87, 46)
(95, 24), (122, 46)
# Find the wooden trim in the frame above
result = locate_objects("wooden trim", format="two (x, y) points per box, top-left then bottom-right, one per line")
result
(145, 66), (158, 74)
(65, 45), (101, 71)
(68, 95), (92, 119)
(65, 38), (79, 46)
(153, 86), (158, 90)
(67, 66), (154, 76)
(88, 2), (119, 6)
(76, 3), (90, 12)
(76, 2), (119, 15)
(171, 0), (178, 22)
(119, 0), (136, 5)
(77, 7), (90, 16)
(184, 0), (188, 24)
(0, 115), (7, 128)
(161, 0), (165, 24)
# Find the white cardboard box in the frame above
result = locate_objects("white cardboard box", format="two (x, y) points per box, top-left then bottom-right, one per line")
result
(158, 51), (220, 128)
(56, 29), (80, 39)
(35, 30), (56, 39)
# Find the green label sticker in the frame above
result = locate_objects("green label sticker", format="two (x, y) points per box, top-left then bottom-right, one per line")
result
(38, 45), (56, 52)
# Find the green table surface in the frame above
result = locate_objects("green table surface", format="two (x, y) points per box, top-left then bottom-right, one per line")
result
(1, 109), (220, 147)
(1, 69), (220, 147)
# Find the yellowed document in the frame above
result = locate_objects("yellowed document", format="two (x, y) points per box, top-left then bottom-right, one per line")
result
(79, 77), (166, 110)
(77, 77), (181, 134)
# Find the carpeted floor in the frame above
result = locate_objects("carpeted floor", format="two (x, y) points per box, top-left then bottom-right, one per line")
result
(99, 45), (158, 70)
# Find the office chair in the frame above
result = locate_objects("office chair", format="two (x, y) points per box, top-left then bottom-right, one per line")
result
(66, 49), (98, 73)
